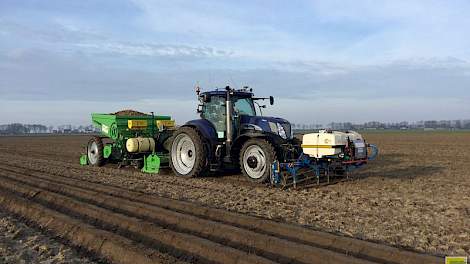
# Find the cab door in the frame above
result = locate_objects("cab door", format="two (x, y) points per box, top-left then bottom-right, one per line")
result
(201, 96), (226, 139)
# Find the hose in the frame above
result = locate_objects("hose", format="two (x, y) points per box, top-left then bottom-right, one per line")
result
(367, 144), (379, 161)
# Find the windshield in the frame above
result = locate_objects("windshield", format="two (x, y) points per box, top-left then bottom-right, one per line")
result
(234, 98), (256, 116)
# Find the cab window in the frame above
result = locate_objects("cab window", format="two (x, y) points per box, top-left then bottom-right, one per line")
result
(201, 96), (226, 135)
(234, 98), (256, 116)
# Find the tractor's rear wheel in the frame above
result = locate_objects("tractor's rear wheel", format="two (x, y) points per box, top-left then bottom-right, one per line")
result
(170, 127), (207, 177)
(240, 138), (276, 183)
(87, 136), (105, 166)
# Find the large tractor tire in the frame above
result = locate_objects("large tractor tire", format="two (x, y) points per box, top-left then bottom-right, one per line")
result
(170, 127), (207, 178)
(87, 136), (105, 167)
(240, 138), (276, 183)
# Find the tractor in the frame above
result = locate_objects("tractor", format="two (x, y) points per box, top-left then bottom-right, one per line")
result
(170, 86), (298, 182)
(170, 86), (378, 187)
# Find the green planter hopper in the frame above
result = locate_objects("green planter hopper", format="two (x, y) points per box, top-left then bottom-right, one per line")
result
(92, 113), (172, 140)
(80, 110), (175, 174)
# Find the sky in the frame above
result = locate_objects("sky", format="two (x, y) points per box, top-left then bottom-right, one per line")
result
(0, 0), (469, 126)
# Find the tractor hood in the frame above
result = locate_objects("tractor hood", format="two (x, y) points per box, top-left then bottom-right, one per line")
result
(240, 115), (293, 139)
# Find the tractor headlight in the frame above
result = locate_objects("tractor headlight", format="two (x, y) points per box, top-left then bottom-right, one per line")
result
(277, 123), (287, 139)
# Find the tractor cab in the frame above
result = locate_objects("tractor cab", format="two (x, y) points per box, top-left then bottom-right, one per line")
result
(198, 88), (258, 140)
(170, 86), (296, 182)
(197, 87), (293, 147)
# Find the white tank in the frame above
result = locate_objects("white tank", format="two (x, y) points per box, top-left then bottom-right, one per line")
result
(344, 131), (364, 142)
(126, 137), (155, 153)
(302, 130), (364, 158)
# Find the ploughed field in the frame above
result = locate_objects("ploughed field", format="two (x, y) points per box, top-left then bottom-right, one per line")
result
(0, 132), (467, 263)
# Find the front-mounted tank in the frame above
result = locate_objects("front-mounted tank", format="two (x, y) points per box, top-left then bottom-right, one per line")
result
(80, 110), (176, 173)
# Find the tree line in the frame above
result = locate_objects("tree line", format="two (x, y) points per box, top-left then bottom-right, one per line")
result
(293, 119), (470, 130)
(0, 123), (49, 135)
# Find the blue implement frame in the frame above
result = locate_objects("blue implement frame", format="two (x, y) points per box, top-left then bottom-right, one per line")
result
(270, 144), (379, 188)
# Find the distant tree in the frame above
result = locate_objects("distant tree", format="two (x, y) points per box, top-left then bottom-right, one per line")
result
(6, 123), (28, 134)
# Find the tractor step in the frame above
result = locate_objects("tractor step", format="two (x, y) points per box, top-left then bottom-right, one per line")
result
(209, 163), (221, 172)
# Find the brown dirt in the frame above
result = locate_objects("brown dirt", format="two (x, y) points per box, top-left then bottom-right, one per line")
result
(113, 110), (149, 116)
(0, 132), (468, 259)
(0, 189), (184, 264)
(1, 166), (440, 264)
(0, 209), (98, 264)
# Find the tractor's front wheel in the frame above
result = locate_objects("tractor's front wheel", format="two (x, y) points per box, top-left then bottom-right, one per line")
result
(87, 136), (105, 166)
(170, 127), (207, 177)
(240, 139), (276, 183)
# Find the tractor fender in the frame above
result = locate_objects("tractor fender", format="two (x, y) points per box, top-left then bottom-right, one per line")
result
(182, 119), (218, 160)
(232, 131), (285, 158)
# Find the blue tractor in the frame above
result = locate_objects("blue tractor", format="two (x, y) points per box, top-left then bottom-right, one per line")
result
(170, 86), (298, 182)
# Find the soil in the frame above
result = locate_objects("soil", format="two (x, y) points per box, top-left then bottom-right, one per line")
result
(0, 131), (468, 260)
(0, 210), (98, 264)
(113, 110), (149, 116)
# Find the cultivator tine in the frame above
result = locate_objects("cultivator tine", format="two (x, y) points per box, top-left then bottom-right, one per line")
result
(275, 168), (318, 189)
(271, 156), (362, 189)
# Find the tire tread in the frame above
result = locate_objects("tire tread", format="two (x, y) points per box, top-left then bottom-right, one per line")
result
(87, 136), (105, 167)
(170, 127), (207, 178)
(239, 138), (277, 183)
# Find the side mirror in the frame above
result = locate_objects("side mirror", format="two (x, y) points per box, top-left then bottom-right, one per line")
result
(269, 96), (274, 105)
(197, 104), (203, 113)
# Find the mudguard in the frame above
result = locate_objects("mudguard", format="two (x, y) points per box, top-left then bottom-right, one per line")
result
(233, 131), (288, 158)
(183, 119), (219, 153)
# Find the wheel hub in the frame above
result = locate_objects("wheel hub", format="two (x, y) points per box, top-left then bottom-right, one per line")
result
(242, 145), (267, 179)
(247, 156), (258, 168)
(87, 141), (99, 165)
(171, 133), (196, 175)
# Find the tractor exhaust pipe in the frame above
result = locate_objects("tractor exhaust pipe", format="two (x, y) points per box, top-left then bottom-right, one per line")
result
(225, 86), (233, 156)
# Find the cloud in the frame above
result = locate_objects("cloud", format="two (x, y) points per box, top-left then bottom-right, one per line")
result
(0, 19), (104, 43)
(1, 47), (469, 103)
(130, 0), (277, 39)
(128, 0), (310, 61)
(307, 1), (470, 62)
(0, 18), (233, 62)
(74, 42), (233, 59)
(1, 1), (470, 124)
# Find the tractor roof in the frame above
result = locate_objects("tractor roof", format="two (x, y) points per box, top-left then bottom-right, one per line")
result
(201, 89), (253, 98)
